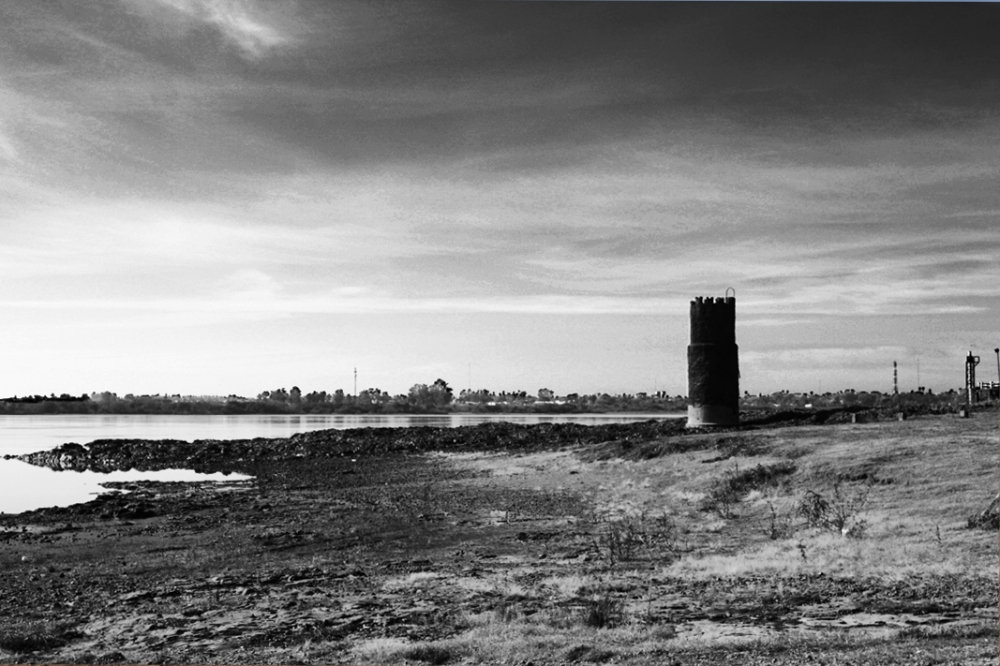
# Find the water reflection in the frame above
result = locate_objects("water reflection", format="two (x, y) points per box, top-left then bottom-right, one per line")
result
(0, 413), (683, 455)
(0, 459), (251, 515)
(0, 412), (680, 514)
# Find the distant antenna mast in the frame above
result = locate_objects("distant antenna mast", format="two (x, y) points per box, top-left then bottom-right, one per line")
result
(893, 361), (898, 395)
(353, 367), (357, 398)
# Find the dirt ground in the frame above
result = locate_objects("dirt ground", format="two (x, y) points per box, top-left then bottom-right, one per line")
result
(0, 411), (996, 665)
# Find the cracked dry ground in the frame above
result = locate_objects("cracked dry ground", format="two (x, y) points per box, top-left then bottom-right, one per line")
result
(0, 415), (997, 665)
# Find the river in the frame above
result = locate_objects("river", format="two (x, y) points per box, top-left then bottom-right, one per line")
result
(0, 413), (683, 514)
(0, 412), (684, 456)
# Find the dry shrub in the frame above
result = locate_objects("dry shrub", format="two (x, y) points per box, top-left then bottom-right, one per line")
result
(402, 644), (455, 664)
(493, 597), (524, 623)
(797, 482), (871, 538)
(564, 644), (617, 663)
(592, 513), (677, 566)
(966, 494), (999, 531)
(0, 621), (82, 653)
(703, 462), (796, 518)
(583, 592), (625, 628)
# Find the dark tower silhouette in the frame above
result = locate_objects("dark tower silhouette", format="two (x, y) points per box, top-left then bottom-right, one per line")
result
(687, 294), (739, 427)
(965, 351), (980, 406)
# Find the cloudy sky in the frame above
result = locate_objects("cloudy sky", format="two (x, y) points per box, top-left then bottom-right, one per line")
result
(0, 1), (997, 398)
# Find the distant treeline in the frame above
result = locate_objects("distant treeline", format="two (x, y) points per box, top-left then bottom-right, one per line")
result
(0, 383), (984, 416)
(2, 394), (89, 404)
(0, 383), (688, 415)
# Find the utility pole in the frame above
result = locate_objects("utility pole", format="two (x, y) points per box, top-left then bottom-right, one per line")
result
(994, 348), (999, 397)
(353, 367), (357, 398)
(893, 361), (898, 395)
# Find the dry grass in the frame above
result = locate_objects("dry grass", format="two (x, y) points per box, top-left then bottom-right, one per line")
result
(441, 415), (999, 579)
(350, 613), (683, 666)
(427, 411), (999, 664)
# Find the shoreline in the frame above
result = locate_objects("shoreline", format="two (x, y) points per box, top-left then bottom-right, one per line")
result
(0, 411), (995, 664)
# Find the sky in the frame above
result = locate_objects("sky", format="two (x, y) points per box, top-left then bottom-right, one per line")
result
(0, 1), (997, 399)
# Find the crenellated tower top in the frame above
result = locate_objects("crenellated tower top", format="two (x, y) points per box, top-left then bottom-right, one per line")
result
(687, 292), (739, 428)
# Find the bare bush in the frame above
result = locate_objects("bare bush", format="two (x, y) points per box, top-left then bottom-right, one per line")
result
(592, 513), (677, 566)
(762, 500), (796, 540)
(797, 482), (871, 538)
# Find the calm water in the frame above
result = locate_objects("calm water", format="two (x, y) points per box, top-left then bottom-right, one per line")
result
(0, 413), (681, 514)
(0, 413), (683, 456)
(0, 466), (251, 516)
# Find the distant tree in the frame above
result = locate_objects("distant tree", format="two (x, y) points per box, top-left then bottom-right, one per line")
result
(432, 378), (453, 405)
(358, 388), (386, 405)
(408, 383), (430, 407)
(304, 390), (327, 405)
(407, 379), (453, 410)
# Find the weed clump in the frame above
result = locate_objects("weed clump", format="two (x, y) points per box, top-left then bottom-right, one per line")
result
(703, 462), (796, 518)
(797, 482), (871, 538)
(402, 644), (454, 665)
(966, 494), (999, 531)
(492, 596), (525, 623)
(0, 621), (83, 653)
(564, 644), (617, 663)
(761, 500), (796, 540)
(582, 592), (625, 628)
(591, 513), (677, 566)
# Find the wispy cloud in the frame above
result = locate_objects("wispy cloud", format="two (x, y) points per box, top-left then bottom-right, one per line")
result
(0, 123), (18, 163)
(147, 0), (292, 58)
(0, 291), (693, 318)
(0, 3), (996, 395)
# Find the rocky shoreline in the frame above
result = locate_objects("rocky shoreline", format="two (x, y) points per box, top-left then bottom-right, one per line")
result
(6, 405), (949, 475)
(8, 419), (690, 474)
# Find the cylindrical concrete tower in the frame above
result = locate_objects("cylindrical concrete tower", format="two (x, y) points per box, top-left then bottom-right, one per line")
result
(965, 351), (980, 406)
(687, 295), (739, 427)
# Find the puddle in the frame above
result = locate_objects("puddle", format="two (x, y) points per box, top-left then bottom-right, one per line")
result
(0, 458), (251, 515)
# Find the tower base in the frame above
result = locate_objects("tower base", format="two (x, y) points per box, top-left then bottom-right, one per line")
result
(687, 404), (739, 428)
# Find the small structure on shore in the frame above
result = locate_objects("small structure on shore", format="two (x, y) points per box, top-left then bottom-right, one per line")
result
(687, 292), (740, 427)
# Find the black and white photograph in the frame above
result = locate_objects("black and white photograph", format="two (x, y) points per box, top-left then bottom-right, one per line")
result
(0, 1), (997, 664)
